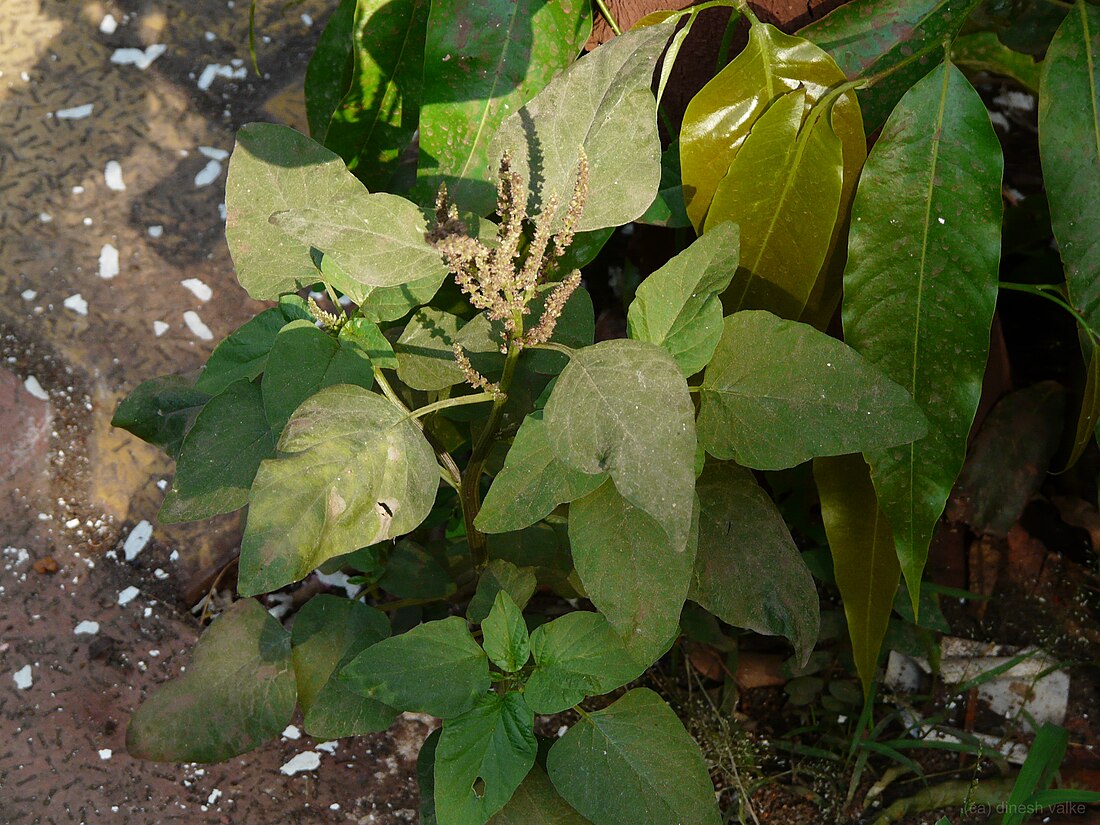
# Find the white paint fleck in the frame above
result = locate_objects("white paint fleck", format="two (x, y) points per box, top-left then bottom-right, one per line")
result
(207, 789), (222, 805)
(301, 13), (313, 25)
(194, 159), (222, 187)
(99, 244), (119, 279)
(23, 376), (49, 401)
(123, 520), (153, 560)
(180, 278), (212, 301)
(937, 217), (946, 225)
(72, 185), (85, 194)
(316, 740), (338, 754)
(183, 311), (213, 340)
(147, 224), (163, 238)
(197, 63), (247, 91)
(99, 14), (118, 34)
(279, 751), (321, 775)
(39, 212), (52, 223)
(198, 146), (229, 161)
(204, 31), (217, 42)
(21, 289), (37, 301)
(56, 103), (94, 120)
(110, 44), (166, 70)
(153, 320), (170, 337)
(281, 724), (301, 740)
(64, 294), (88, 315)
(13, 665), (33, 690)
(117, 586), (140, 606)
(153, 568), (168, 580)
(98, 748), (113, 760)
(74, 620), (100, 635)
(104, 160), (125, 191)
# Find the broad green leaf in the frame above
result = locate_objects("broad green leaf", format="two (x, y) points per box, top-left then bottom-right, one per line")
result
(680, 22), (859, 231)
(395, 307), (467, 391)
(698, 312), (927, 470)
(270, 193), (449, 298)
(689, 462), (819, 666)
(290, 594), (397, 739)
(488, 525), (579, 598)
(988, 0), (1068, 55)
(467, 559), (538, 624)
(196, 298), (311, 396)
(225, 123), (364, 300)
(800, 0), (981, 131)
(417, 0), (591, 214)
(704, 89), (844, 319)
(524, 611), (644, 714)
(638, 141), (691, 229)
(481, 592), (530, 673)
(304, 0), (356, 142)
(127, 599), (295, 762)
(379, 539), (456, 599)
(476, 410), (605, 534)
(112, 372), (210, 460)
(543, 339), (696, 552)
(490, 19), (676, 232)
(261, 319), (374, 436)
(626, 222), (740, 376)
(322, 250), (446, 323)
(814, 454), (902, 695)
(160, 379), (276, 523)
(238, 385), (438, 595)
(341, 316), (398, 370)
(435, 692), (537, 825)
(489, 765), (591, 825)
(1040, 3), (1100, 330)
(567, 479), (693, 665)
(546, 688), (721, 825)
(339, 616), (490, 718)
(324, 0), (429, 189)
(952, 32), (1042, 92)
(842, 62), (1003, 606)
(419, 729), (442, 825)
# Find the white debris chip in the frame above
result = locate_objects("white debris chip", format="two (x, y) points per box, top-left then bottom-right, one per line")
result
(197, 62), (247, 91)
(316, 740), (338, 754)
(99, 14), (118, 34)
(123, 520), (153, 561)
(74, 620), (100, 636)
(153, 320), (170, 337)
(13, 665), (33, 690)
(993, 90), (1035, 112)
(56, 103), (94, 120)
(207, 789), (222, 805)
(147, 224), (164, 238)
(21, 289), (37, 300)
(104, 160), (126, 191)
(98, 748), (113, 760)
(281, 724), (301, 740)
(194, 160), (222, 188)
(301, 13), (313, 25)
(98, 244), (120, 279)
(199, 146), (229, 161)
(180, 278), (212, 301)
(38, 213), (52, 223)
(117, 586), (140, 606)
(23, 376), (49, 401)
(279, 751), (321, 776)
(63, 294), (89, 315)
(110, 44), (167, 70)
(183, 311), (213, 341)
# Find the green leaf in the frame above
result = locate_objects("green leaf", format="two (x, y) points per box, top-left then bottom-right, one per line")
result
(951, 31), (1042, 92)
(689, 462), (819, 666)
(481, 592), (531, 673)
(419, 729), (442, 825)
(476, 410), (605, 534)
(814, 454), (901, 695)
(680, 22), (858, 231)
(991, 0), (1068, 55)
(524, 611), (644, 714)
(417, 0), (591, 214)
(304, 0), (356, 142)
(800, 0), (981, 131)
(196, 299), (310, 396)
(324, 0), (429, 189)
(112, 372), (210, 460)
(225, 122), (365, 300)
(1003, 723), (1069, 825)
(626, 222), (740, 377)
(490, 19), (676, 232)
(704, 89), (844, 320)
(290, 594), (397, 739)
(543, 339), (696, 552)
(127, 599), (295, 762)
(697, 311), (927, 470)
(340, 616), (490, 718)
(487, 526), (578, 598)
(261, 319), (375, 436)
(379, 539), (456, 599)
(488, 765), (592, 825)
(841, 62), (1003, 606)
(435, 692), (537, 825)
(270, 193), (449, 299)
(546, 688), (721, 825)
(1040, 2), (1100, 331)
(341, 316), (398, 370)
(395, 308), (467, 391)
(322, 251), (446, 323)
(238, 385), (438, 595)
(467, 559), (538, 624)
(159, 379), (276, 523)
(567, 479), (693, 665)
(637, 141), (691, 229)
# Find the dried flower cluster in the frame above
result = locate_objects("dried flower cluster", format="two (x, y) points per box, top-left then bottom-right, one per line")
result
(429, 150), (589, 392)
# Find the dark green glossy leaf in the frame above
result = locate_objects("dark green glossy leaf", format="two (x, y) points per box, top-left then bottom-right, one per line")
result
(952, 31), (1042, 91)
(304, 0), (356, 142)
(127, 599), (295, 762)
(488, 765), (591, 825)
(546, 688), (721, 825)
(379, 539), (456, 599)
(417, 0), (591, 214)
(689, 462), (819, 666)
(467, 559), (538, 624)
(482, 591), (530, 673)
(340, 616), (490, 718)
(238, 385), (438, 595)
(990, 0), (1068, 55)
(487, 525), (579, 598)
(697, 311), (927, 470)
(112, 372), (210, 460)
(842, 62), (1003, 606)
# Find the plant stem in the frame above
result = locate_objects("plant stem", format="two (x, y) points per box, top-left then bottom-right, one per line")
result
(373, 367), (409, 412)
(1000, 281), (1100, 343)
(593, 0), (622, 35)
(375, 367), (463, 489)
(404, 392), (496, 422)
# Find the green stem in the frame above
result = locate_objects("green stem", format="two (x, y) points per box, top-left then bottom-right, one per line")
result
(403, 392), (496, 422)
(324, 283), (345, 319)
(531, 341), (574, 358)
(375, 367), (463, 489)
(1000, 281), (1100, 343)
(593, 0), (622, 35)
(373, 367), (409, 412)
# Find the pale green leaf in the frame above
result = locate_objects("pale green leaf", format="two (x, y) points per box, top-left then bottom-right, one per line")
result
(395, 308), (467, 391)
(488, 766), (592, 825)
(481, 592), (530, 673)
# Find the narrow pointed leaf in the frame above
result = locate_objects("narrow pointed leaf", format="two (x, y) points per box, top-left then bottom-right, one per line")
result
(814, 454), (901, 695)
(698, 311), (928, 470)
(304, 0), (356, 142)
(842, 62), (1003, 605)
(467, 560), (538, 624)
(951, 32), (1042, 92)
(489, 766), (592, 825)
(127, 599), (295, 762)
